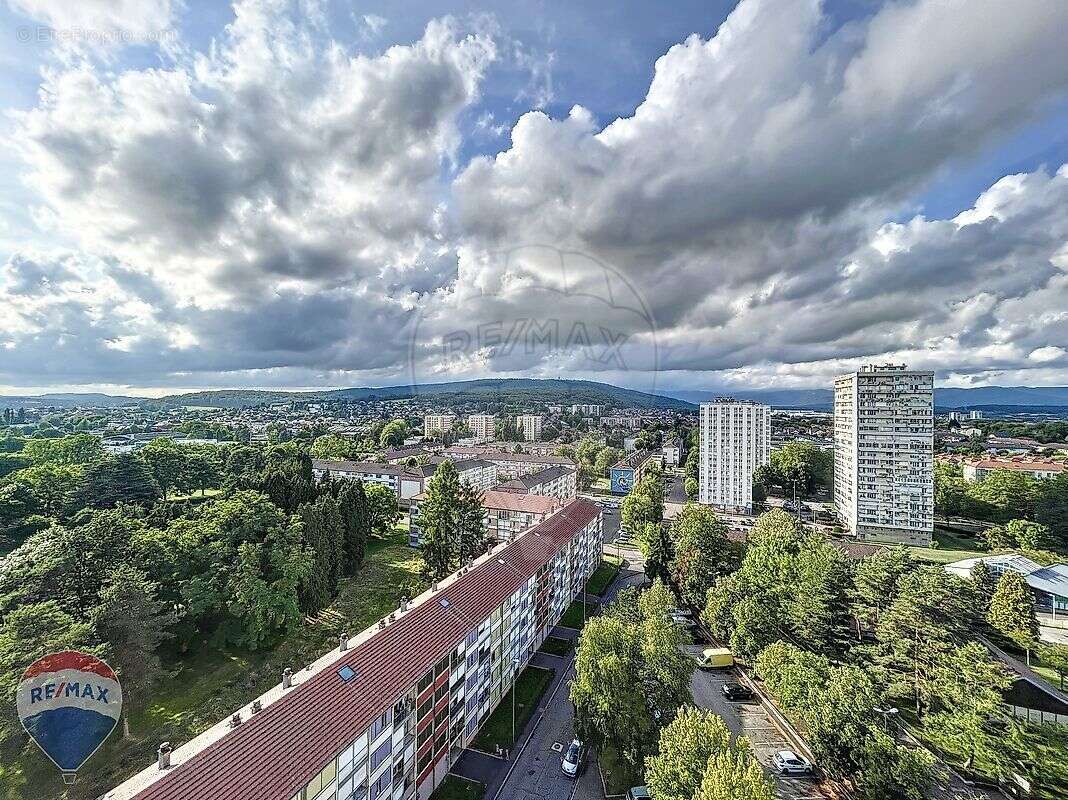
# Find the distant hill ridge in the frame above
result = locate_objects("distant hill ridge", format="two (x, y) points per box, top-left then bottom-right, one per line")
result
(2, 380), (1068, 411)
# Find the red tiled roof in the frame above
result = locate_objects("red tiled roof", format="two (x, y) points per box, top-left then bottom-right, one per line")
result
(121, 498), (599, 800)
(971, 459), (1064, 473)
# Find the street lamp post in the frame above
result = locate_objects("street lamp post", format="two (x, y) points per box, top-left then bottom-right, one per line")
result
(873, 707), (899, 738)
(511, 656), (520, 750)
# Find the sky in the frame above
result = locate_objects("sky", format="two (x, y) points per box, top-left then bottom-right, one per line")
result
(0, 0), (1067, 398)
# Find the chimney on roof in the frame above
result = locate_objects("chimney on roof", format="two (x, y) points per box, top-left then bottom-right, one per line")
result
(230, 713), (242, 728)
(251, 700), (263, 714)
(282, 668), (293, 689)
(431, 582), (438, 591)
(400, 596), (409, 611)
(157, 742), (172, 770)
(378, 619), (387, 629)
(339, 634), (349, 651)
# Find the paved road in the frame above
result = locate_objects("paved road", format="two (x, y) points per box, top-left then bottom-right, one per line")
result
(688, 655), (824, 800)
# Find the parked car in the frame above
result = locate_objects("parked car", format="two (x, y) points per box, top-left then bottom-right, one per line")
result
(670, 614), (696, 628)
(562, 739), (586, 777)
(772, 750), (813, 775)
(627, 788), (652, 800)
(721, 682), (754, 701)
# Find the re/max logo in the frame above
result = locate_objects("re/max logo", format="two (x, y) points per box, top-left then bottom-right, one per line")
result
(30, 682), (111, 704)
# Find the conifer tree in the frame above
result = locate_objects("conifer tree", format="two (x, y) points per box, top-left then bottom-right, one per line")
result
(457, 481), (485, 562)
(988, 571), (1039, 662)
(420, 461), (460, 582)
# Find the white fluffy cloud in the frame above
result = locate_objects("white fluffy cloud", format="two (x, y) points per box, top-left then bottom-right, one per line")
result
(3, 0), (1068, 391)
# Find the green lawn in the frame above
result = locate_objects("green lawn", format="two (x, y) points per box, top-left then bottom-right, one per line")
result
(539, 635), (574, 657)
(559, 600), (598, 630)
(165, 487), (224, 502)
(585, 558), (622, 596)
(471, 665), (556, 752)
(2, 526), (425, 800)
(908, 526), (986, 564)
(430, 775), (485, 800)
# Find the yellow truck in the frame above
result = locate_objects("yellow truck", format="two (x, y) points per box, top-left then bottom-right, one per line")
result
(695, 647), (734, 669)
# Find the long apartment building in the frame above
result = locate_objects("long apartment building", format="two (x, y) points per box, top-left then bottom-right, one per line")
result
(105, 500), (602, 800)
(698, 400), (771, 514)
(408, 489), (563, 547)
(833, 364), (934, 546)
(442, 447), (575, 480)
(311, 459), (497, 504)
(496, 465), (577, 501)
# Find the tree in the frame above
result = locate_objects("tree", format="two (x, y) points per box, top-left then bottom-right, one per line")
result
(669, 504), (734, 608)
(1034, 473), (1068, 548)
(81, 453), (162, 508)
(969, 560), (995, 614)
(874, 567), (977, 716)
(223, 445), (265, 490)
(644, 707), (733, 800)
(983, 519), (1052, 551)
(1037, 643), (1068, 690)
(457, 481), (485, 561)
(336, 480), (370, 575)
(988, 571), (1039, 660)
(90, 566), (175, 738)
(594, 447), (623, 478)
(419, 461), (460, 582)
(857, 730), (934, 800)
(970, 469), (1039, 522)
(694, 744), (775, 800)
(310, 434), (357, 460)
(297, 494), (344, 613)
(379, 420), (409, 448)
(642, 522), (674, 586)
(141, 438), (190, 499)
(365, 483), (402, 537)
(8, 462), (83, 517)
(923, 642), (1012, 772)
(850, 546), (916, 632)
(185, 449), (223, 495)
(228, 518), (313, 650)
(770, 441), (831, 496)
(21, 434), (103, 466)
(622, 473), (664, 535)
(684, 476), (697, 500)
(0, 601), (98, 748)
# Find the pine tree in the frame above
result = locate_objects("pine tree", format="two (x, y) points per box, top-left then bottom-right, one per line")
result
(419, 461), (460, 582)
(297, 495), (343, 613)
(337, 480), (370, 575)
(90, 565), (175, 738)
(988, 571), (1039, 661)
(457, 481), (485, 561)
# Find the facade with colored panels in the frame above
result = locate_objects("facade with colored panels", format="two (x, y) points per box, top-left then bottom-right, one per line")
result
(103, 499), (602, 800)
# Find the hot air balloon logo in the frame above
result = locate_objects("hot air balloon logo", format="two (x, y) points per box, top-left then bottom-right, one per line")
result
(16, 650), (122, 783)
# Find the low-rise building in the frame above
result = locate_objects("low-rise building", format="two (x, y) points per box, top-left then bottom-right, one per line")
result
(496, 465), (577, 500)
(661, 437), (682, 467)
(312, 459), (426, 503)
(442, 447), (574, 480)
(409, 489), (562, 547)
(104, 500), (602, 800)
(962, 458), (1065, 482)
(945, 553), (1068, 617)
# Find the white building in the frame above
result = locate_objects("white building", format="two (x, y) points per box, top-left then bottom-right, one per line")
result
(662, 437), (682, 467)
(698, 400), (771, 514)
(467, 414), (495, 442)
(962, 458), (1065, 483)
(568, 404), (603, 416)
(423, 414), (456, 438)
(517, 415), (543, 442)
(833, 364), (934, 546)
(497, 465), (578, 501)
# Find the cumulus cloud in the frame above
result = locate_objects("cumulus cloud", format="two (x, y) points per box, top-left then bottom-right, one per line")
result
(3, 0), (1068, 391)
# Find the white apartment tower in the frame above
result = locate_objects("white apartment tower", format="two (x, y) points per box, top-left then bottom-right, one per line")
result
(517, 414), (543, 442)
(467, 414), (495, 442)
(699, 400), (771, 514)
(833, 364), (934, 546)
(423, 414), (456, 438)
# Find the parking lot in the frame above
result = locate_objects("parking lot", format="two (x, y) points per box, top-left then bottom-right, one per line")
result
(687, 650), (827, 800)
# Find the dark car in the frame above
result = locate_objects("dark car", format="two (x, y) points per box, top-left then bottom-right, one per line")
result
(721, 682), (754, 701)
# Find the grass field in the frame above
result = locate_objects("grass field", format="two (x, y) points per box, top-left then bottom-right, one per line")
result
(559, 600), (598, 630)
(1, 526), (425, 800)
(430, 775), (485, 800)
(585, 557), (622, 596)
(909, 526), (986, 564)
(538, 635), (574, 657)
(471, 665), (555, 752)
